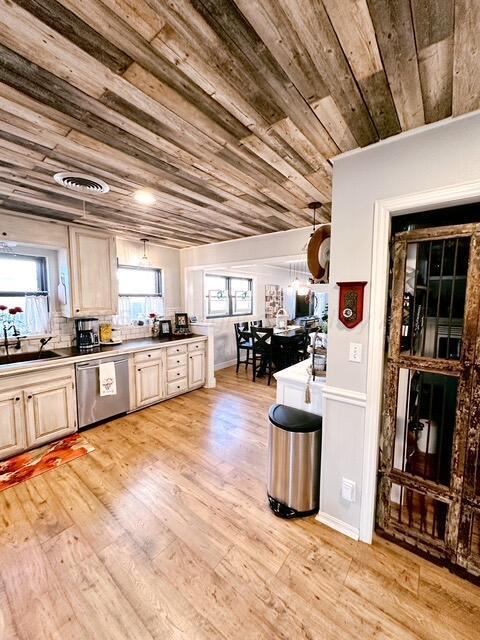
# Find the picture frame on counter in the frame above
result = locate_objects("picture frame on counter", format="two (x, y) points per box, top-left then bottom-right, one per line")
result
(174, 313), (189, 333)
(158, 319), (172, 338)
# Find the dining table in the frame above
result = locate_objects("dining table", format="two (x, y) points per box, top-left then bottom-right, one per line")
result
(241, 326), (310, 376)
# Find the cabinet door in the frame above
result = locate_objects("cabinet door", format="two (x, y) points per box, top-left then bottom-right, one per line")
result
(24, 379), (77, 448)
(69, 227), (118, 316)
(0, 391), (26, 460)
(135, 361), (164, 407)
(188, 352), (205, 389)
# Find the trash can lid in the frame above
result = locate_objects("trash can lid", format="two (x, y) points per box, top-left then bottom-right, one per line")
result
(268, 404), (322, 433)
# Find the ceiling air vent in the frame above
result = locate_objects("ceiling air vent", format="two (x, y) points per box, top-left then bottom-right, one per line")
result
(53, 172), (110, 195)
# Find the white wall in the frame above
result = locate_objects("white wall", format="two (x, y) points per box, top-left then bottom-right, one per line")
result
(325, 111), (480, 538)
(185, 264), (292, 367)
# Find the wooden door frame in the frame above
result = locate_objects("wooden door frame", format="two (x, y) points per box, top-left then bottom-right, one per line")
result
(361, 179), (480, 543)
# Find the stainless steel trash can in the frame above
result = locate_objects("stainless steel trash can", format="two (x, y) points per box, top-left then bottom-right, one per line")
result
(267, 403), (322, 518)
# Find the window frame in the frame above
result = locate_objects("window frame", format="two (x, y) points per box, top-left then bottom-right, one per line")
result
(117, 264), (163, 297)
(0, 254), (48, 298)
(205, 274), (253, 319)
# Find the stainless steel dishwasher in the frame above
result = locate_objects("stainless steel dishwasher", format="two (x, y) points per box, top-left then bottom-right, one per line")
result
(76, 355), (130, 428)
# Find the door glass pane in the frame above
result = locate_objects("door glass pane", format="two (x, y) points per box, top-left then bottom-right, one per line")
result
(393, 369), (458, 486)
(390, 482), (448, 542)
(401, 237), (470, 359)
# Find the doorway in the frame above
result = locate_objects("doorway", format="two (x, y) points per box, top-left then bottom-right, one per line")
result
(377, 221), (480, 578)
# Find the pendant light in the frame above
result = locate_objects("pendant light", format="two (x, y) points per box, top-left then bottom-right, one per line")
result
(139, 238), (151, 267)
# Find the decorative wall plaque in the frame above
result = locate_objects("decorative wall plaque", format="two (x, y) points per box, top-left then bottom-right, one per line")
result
(337, 281), (367, 329)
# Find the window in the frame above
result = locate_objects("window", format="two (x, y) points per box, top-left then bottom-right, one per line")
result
(0, 254), (49, 335)
(205, 274), (253, 318)
(116, 265), (164, 324)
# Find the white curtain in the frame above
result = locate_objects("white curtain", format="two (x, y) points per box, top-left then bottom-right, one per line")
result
(114, 296), (165, 325)
(24, 294), (50, 335)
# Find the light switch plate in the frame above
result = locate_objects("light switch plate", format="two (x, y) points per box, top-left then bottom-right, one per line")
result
(349, 342), (362, 363)
(341, 478), (356, 502)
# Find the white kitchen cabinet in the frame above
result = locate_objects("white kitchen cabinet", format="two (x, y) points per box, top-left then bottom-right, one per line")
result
(0, 366), (77, 460)
(67, 227), (118, 316)
(135, 360), (164, 407)
(24, 377), (77, 448)
(0, 390), (26, 459)
(188, 351), (205, 389)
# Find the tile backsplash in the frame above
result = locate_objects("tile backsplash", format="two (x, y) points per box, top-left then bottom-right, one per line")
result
(0, 312), (157, 355)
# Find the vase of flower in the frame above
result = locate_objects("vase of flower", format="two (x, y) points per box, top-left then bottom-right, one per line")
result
(0, 305), (24, 360)
(149, 312), (160, 338)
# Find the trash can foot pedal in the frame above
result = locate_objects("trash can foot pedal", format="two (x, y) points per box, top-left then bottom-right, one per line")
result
(268, 495), (318, 519)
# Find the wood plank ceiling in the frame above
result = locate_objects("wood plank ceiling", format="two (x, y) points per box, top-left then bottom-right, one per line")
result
(0, 0), (476, 247)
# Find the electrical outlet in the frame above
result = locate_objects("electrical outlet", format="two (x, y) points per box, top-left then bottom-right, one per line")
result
(341, 478), (356, 502)
(349, 342), (362, 363)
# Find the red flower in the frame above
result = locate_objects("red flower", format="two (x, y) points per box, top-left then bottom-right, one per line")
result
(14, 306), (23, 313)
(0, 305), (7, 311)
(8, 307), (22, 315)
(149, 312), (157, 318)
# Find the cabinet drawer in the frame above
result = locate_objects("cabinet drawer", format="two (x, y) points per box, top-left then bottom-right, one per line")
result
(167, 378), (188, 396)
(134, 349), (163, 364)
(166, 344), (187, 357)
(167, 366), (187, 382)
(188, 342), (205, 353)
(167, 354), (187, 369)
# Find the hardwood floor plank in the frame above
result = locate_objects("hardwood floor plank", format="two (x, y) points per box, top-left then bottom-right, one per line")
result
(99, 533), (225, 640)
(43, 464), (124, 553)
(42, 527), (154, 640)
(154, 539), (274, 640)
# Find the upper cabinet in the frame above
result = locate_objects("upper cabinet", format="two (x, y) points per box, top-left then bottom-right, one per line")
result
(64, 227), (118, 317)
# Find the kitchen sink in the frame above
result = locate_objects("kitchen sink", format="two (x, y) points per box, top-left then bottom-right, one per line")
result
(0, 350), (64, 366)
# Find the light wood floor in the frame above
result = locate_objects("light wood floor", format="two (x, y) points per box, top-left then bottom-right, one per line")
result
(0, 366), (479, 639)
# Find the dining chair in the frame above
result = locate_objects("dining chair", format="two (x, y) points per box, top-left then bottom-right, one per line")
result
(251, 326), (274, 384)
(295, 327), (310, 363)
(234, 321), (252, 373)
(250, 319), (263, 328)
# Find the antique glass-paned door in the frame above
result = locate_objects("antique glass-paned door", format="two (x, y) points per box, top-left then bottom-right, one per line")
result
(377, 223), (480, 577)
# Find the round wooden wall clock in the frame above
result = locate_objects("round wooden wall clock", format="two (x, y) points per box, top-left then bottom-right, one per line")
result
(307, 225), (331, 282)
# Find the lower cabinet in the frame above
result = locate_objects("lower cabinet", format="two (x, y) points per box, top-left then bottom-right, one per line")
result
(0, 390), (26, 460)
(135, 359), (164, 407)
(24, 378), (77, 448)
(188, 351), (205, 389)
(0, 366), (77, 461)
(132, 340), (206, 409)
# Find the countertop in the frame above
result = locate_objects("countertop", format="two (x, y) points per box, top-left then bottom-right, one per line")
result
(274, 358), (327, 386)
(0, 334), (207, 378)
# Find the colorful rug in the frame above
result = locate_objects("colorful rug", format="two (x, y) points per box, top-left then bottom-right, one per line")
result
(0, 434), (95, 492)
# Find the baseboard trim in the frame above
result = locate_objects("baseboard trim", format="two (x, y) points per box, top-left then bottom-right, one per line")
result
(316, 511), (360, 541)
(215, 358), (237, 371)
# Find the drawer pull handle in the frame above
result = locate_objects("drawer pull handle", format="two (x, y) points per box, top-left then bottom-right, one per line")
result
(27, 394), (33, 400)
(177, 373), (180, 376)
(15, 396), (20, 402)
(177, 385), (180, 389)
(148, 354), (151, 358)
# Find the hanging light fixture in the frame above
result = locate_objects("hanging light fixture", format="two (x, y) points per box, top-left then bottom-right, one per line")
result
(139, 238), (151, 267)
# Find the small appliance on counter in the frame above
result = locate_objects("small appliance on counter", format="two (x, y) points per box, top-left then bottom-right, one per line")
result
(75, 317), (100, 352)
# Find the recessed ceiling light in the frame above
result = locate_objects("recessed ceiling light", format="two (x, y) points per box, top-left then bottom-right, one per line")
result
(134, 189), (155, 205)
